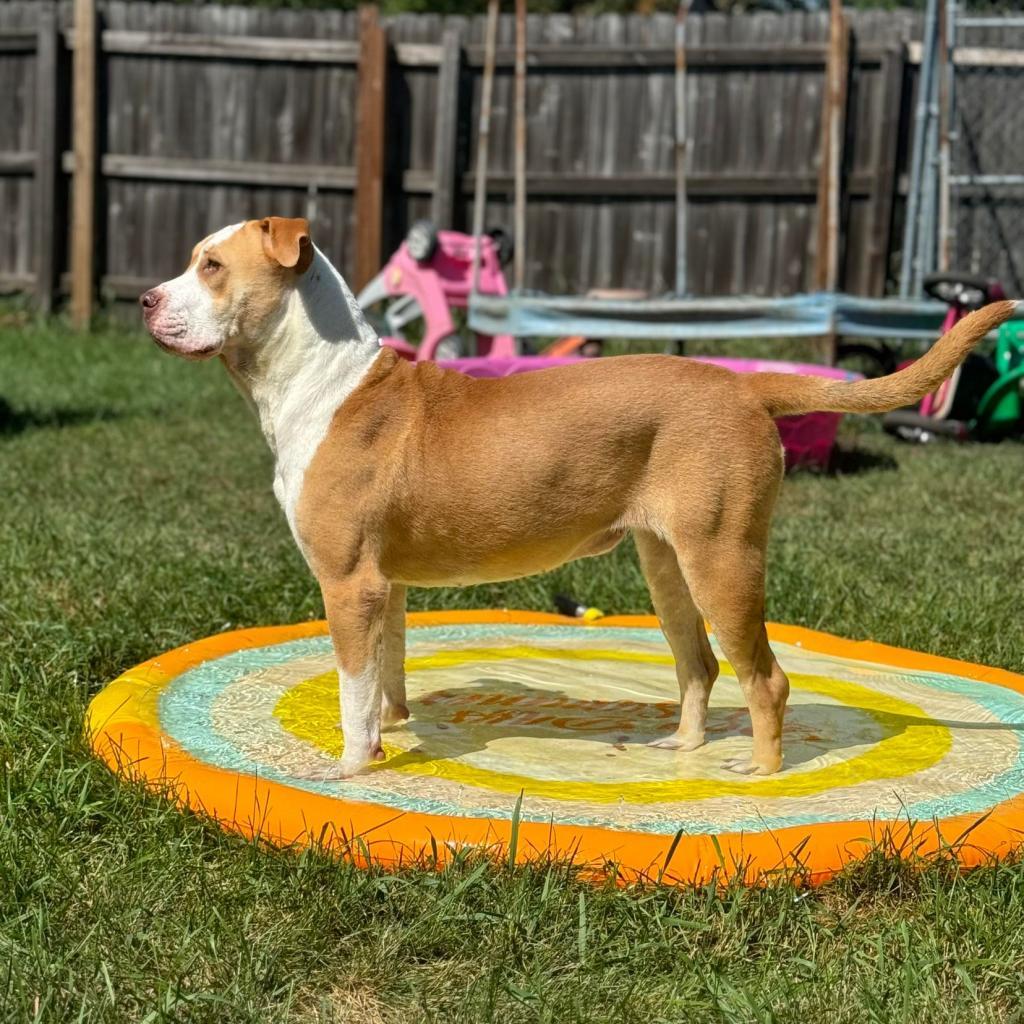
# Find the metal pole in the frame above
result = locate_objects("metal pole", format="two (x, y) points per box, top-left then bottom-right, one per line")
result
(513, 0), (527, 293)
(899, 0), (939, 296)
(937, 0), (956, 271)
(917, 60), (939, 294)
(471, 0), (500, 297)
(674, 2), (689, 297)
(917, 7), (945, 294)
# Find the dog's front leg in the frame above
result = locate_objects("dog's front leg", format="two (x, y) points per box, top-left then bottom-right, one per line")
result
(321, 568), (390, 778)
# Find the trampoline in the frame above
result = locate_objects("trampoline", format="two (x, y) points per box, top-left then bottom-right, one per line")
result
(460, 3), (1023, 352)
(467, 291), (960, 344)
(88, 611), (1024, 886)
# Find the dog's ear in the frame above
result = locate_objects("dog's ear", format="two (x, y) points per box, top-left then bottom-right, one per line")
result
(260, 217), (313, 274)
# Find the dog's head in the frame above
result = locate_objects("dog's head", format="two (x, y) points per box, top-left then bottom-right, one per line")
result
(140, 217), (313, 359)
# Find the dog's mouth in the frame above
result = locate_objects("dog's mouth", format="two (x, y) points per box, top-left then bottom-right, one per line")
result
(150, 333), (219, 361)
(145, 319), (220, 361)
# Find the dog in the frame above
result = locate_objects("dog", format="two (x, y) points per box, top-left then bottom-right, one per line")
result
(141, 216), (1016, 779)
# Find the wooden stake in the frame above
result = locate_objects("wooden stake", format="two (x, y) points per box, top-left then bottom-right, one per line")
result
(431, 27), (462, 229)
(34, 1), (59, 314)
(513, 0), (527, 292)
(71, 0), (97, 328)
(354, 5), (387, 292)
(471, 0), (500, 296)
(814, 0), (849, 294)
(674, 1), (690, 297)
(813, 0), (849, 362)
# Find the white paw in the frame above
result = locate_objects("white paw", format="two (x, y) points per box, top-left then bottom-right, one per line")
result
(721, 757), (779, 777)
(290, 761), (354, 782)
(648, 734), (705, 752)
(296, 747), (385, 780)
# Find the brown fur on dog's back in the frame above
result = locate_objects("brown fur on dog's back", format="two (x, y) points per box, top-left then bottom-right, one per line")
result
(297, 350), (782, 589)
(743, 300), (1017, 416)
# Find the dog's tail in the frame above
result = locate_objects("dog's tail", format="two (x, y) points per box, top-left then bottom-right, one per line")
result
(743, 300), (1017, 417)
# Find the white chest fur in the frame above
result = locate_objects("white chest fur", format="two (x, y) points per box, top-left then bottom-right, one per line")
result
(227, 247), (382, 551)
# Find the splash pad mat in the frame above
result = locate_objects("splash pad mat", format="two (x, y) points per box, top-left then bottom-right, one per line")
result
(88, 612), (1024, 885)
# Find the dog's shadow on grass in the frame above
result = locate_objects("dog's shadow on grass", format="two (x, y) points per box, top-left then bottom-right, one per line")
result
(383, 676), (1023, 773)
(0, 397), (125, 437)
(826, 445), (900, 476)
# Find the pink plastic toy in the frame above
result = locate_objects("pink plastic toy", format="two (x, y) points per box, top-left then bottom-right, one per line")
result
(357, 223), (519, 364)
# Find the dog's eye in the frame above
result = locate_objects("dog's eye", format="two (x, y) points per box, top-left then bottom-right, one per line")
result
(202, 257), (222, 275)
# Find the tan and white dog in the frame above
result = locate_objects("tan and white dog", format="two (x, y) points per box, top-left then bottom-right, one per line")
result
(141, 216), (1015, 779)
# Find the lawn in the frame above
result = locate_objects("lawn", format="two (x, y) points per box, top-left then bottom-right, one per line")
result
(2, 314), (1024, 1023)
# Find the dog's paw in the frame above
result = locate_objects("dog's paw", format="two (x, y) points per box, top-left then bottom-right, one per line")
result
(721, 757), (781, 776)
(648, 733), (705, 752)
(290, 762), (352, 782)
(294, 746), (386, 781)
(381, 701), (410, 728)
(344, 746), (387, 772)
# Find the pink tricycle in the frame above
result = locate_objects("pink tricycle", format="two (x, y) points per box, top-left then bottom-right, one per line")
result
(356, 221), (594, 377)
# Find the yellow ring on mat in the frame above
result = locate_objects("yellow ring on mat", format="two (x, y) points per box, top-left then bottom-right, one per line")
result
(274, 646), (950, 802)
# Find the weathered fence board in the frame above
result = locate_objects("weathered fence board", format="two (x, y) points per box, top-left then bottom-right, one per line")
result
(0, 3), (44, 294)
(70, 0), (97, 326)
(34, 1), (61, 312)
(0, 2), (932, 312)
(354, 4), (388, 291)
(430, 26), (463, 230)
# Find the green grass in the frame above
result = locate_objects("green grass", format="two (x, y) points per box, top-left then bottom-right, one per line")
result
(2, 315), (1024, 1023)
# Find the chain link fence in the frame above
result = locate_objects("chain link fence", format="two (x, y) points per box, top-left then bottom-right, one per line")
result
(949, 5), (1024, 293)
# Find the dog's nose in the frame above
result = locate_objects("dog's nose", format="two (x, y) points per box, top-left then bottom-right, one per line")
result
(140, 288), (162, 311)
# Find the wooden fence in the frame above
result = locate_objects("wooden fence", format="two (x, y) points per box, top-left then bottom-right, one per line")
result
(0, 1), (926, 322)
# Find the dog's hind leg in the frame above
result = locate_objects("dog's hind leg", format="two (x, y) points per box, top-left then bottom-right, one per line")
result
(677, 537), (790, 776)
(635, 530), (719, 752)
(381, 583), (410, 727)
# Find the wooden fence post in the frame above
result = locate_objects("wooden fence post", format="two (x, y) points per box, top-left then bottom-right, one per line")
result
(814, 3), (849, 293)
(71, 0), (97, 327)
(354, 5), (387, 292)
(674, 1), (690, 298)
(34, 0), (60, 313)
(431, 27), (462, 230)
(813, 0), (850, 361)
(867, 44), (905, 296)
(513, 0), (527, 292)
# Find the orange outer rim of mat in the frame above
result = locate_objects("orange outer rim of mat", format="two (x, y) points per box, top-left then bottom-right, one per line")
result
(87, 611), (1024, 887)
